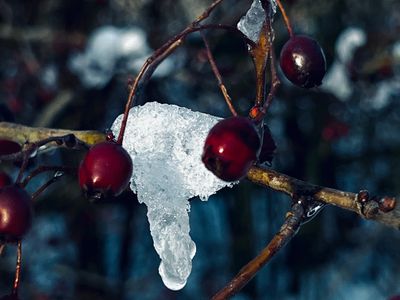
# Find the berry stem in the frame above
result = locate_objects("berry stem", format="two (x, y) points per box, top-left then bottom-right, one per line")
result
(31, 173), (64, 201)
(262, 43), (280, 114)
(116, 0), (227, 145)
(12, 241), (22, 296)
(200, 30), (238, 116)
(15, 152), (30, 186)
(212, 203), (303, 299)
(276, 0), (294, 37)
(21, 165), (75, 188)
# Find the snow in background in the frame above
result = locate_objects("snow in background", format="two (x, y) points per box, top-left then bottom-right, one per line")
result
(69, 26), (173, 88)
(322, 27), (366, 100)
(111, 102), (237, 290)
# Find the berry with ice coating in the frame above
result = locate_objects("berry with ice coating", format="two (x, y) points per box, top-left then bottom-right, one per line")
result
(78, 141), (133, 198)
(280, 35), (326, 88)
(202, 116), (261, 181)
(0, 185), (33, 243)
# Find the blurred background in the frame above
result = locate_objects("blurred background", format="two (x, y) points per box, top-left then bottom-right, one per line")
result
(0, 0), (400, 299)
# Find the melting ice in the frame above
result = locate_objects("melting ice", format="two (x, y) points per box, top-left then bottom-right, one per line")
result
(112, 102), (237, 290)
(237, 0), (277, 43)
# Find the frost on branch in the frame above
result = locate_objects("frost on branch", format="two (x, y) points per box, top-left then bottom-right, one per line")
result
(111, 102), (237, 290)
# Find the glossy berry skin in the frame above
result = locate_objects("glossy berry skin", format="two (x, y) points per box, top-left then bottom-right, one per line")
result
(0, 172), (12, 188)
(202, 117), (261, 182)
(280, 35), (326, 88)
(78, 141), (133, 198)
(0, 140), (21, 156)
(0, 185), (33, 243)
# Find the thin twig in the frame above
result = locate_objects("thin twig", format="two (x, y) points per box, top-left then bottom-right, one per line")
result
(12, 241), (22, 296)
(31, 173), (64, 201)
(276, 0), (294, 37)
(15, 151), (30, 185)
(0, 134), (89, 163)
(262, 27), (280, 113)
(116, 0), (227, 144)
(20, 165), (76, 188)
(200, 30), (237, 116)
(212, 203), (304, 299)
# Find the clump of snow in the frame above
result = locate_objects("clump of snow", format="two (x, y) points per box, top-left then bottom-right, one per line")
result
(323, 27), (366, 100)
(111, 102), (237, 290)
(237, 0), (276, 43)
(69, 26), (172, 88)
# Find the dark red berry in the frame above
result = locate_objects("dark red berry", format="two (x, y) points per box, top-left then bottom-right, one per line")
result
(0, 140), (21, 156)
(0, 185), (33, 243)
(0, 172), (12, 188)
(280, 35), (326, 88)
(78, 141), (133, 198)
(202, 117), (261, 182)
(258, 125), (276, 165)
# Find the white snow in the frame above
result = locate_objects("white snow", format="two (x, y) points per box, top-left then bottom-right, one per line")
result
(237, 0), (276, 43)
(323, 27), (366, 101)
(69, 26), (172, 88)
(111, 102), (237, 290)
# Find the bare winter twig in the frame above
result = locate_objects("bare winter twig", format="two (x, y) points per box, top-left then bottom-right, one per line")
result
(212, 202), (304, 299)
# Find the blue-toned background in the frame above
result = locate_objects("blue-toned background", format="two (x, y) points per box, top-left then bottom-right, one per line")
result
(0, 0), (399, 299)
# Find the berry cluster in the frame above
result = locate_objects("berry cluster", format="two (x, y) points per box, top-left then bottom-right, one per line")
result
(0, 0), (328, 297)
(201, 7), (326, 182)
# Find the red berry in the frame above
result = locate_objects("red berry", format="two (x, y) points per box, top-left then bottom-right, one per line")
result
(0, 140), (21, 156)
(0, 172), (12, 188)
(0, 185), (33, 243)
(202, 117), (261, 182)
(78, 141), (133, 198)
(280, 35), (326, 88)
(258, 125), (276, 165)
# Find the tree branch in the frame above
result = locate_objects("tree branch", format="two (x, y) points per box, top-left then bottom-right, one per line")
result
(247, 166), (399, 230)
(212, 203), (304, 299)
(0, 122), (398, 229)
(0, 122), (106, 146)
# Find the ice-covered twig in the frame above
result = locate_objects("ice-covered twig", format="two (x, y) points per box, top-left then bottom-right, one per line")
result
(212, 202), (304, 300)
